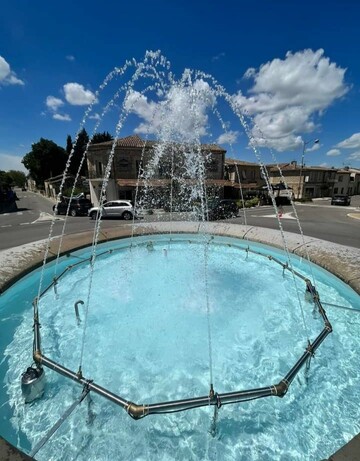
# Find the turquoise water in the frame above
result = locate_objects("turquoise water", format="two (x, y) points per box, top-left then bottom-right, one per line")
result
(1, 234), (359, 461)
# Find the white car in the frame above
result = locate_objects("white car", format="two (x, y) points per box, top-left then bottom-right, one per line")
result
(88, 200), (138, 220)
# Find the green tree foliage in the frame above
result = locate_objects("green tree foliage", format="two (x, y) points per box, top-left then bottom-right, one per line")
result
(22, 138), (67, 186)
(69, 128), (89, 176)
(91, 131), (113, 144)
(6, 170), (26, 187)
(0, 170), (13, 187)
(66, 134), (73, 155)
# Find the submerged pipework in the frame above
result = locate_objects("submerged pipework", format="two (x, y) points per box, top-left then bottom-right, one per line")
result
(26, 242), (333, 419)
(74, 300), (84, 325)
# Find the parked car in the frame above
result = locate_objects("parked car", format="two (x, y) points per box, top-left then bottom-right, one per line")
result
(53, 197), (92, 216)
(331, 194), (351, 206)
(88, 200), (139, 220)
(200, 199), (239, 220)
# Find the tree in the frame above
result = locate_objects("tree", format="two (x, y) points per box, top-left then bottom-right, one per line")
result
(91, 131), (113, 144)
(6, 170), (27, 187)
(66, 134), (73, 155)
(68, 128), (89, 176)
(22, 138), (67, 186)
(0, 170), (13, 188)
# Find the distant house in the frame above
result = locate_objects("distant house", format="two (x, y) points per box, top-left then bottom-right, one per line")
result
(86, 135), (228, 206)
(267, 162), (339, 199)
(332, 167), (360, 196)
(224, 159), (265, 198)
(44, 174), (75, 199)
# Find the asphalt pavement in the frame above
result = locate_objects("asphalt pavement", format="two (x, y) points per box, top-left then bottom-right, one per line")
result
(0, 190), (359, 250)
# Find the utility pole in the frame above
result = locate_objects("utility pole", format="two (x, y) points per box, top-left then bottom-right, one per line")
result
(297, 139), (319, 199)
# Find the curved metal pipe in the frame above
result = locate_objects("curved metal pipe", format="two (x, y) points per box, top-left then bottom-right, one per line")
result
(74, 300), (84, 325)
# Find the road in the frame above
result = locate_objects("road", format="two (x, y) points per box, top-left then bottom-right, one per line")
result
(230, 198), (360, 248)
(0, 189), (359, 250)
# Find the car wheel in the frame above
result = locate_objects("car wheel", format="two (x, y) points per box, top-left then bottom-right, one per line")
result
(122, 211), (132, 220)
(90, 211), (97, 220)
(70, 209), (77, 217)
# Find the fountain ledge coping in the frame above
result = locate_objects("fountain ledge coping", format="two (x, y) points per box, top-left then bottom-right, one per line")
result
(0, 222), (359, 296)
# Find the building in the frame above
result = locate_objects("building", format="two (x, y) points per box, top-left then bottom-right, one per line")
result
(86, 135), (228, 207)
(267, 162), (340, 199)
(87, 135), (360, 206)
(44, 174), (75, 199)
(224, 159), (265, 198)
(332, 167), (360, 196)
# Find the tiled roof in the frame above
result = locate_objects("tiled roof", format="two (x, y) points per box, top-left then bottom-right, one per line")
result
(88, 135), (225, 152)
(225, 158), (259, 166)
(117, 179), (234, 188)
(268, 163), (334, 172)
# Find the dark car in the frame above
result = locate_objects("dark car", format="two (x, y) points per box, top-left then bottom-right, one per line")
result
(331, 194), (351, 206)
(53, 197), (92, 216)
(203, 199), (239, 220)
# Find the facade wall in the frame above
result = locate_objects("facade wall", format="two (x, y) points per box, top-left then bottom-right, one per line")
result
(87, 140), (225, 203)
(225, 163), (264, 187)
(87, 139), (360, 203)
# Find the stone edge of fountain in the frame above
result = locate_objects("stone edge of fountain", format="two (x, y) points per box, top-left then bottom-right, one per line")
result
(0, 222), (359, 296)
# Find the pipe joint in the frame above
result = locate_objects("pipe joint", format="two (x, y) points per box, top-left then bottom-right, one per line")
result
(127, 402), (149, 420)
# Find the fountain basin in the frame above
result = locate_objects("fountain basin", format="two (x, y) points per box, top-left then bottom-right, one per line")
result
(0, 223), (359, 461)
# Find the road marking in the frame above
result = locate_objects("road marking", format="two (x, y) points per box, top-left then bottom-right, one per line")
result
(1, 224), (12, 228)
(20, 222), (31, 225)
(31, 212), (63, 224)
(251, 212), (297, 220)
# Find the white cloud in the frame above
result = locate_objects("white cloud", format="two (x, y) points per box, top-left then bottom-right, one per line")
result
(0, 153), (27, 172)
(63, 82), (97, 105)
(347, 151), (360, 162)
(232, 49), (349, 152)
(336, 133), (360, 149)
(66, 55), (75, 61)
(89, 113), (101, 121)
(243, 67), (256, 79)
(211, 52), (225, 62)
(124, 79), (215, 142)
(217, 131), (239, 145)
(0, 55), (24, 86)
(53, 113), (71, 121)
(326, 148), (341, 157)
(46, 96), (64, 111)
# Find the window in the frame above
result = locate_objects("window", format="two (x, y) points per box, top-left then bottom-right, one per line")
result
(241, 170), (247, 180)
(118, 158), (129, 170)
(97, 161), (103, 177)
(208, 159), (218, 172)
(338, 175), (343, 182)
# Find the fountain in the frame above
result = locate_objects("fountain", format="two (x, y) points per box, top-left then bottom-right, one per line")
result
(0, 51), (359, 460)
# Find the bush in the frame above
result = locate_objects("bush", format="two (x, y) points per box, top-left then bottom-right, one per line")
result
(237, 197), (259, 208)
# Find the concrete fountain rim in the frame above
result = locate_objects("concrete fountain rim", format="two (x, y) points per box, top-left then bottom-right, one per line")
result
(0, 221), (359, 296)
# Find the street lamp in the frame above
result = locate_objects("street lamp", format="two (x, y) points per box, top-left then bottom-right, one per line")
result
(297, 138), (319, 199)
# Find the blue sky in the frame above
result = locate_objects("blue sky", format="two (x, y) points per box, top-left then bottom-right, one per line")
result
(1, 0), (360, 173)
